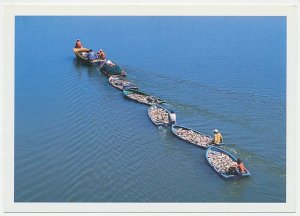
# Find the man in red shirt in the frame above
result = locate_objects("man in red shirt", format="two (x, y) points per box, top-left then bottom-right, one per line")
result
(236, 158), (246, 173)
(226, 158), (247, 175)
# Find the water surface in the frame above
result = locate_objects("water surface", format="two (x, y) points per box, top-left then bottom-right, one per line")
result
(15, 16), (286, 202)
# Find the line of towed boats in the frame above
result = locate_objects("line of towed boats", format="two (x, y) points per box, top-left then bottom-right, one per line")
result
(73, 46), (251, 179)
(149, 105), (250, 179)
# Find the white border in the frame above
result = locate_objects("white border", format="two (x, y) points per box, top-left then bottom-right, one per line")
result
(1, 0), (298, 214)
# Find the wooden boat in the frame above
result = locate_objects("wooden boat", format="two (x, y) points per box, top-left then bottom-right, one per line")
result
(123, 89), (165, 106)
(108, 75), (138, 91)
(148, 105), (172, 126)
(99, 61), (126, 77)
(73, 47), (106, 65)
(206, 146), (251, 179)
(171, 124), (221, 149)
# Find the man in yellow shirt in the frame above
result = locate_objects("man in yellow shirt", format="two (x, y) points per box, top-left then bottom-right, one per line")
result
(212, 129), (223, 144)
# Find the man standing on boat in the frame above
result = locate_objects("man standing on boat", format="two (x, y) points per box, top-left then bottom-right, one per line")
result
(212, 129), (223, 145)
(75, 39), (83, 48)
(169, 110), (176, 124)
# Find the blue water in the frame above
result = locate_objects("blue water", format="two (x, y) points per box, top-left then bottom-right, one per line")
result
(15, 16), (286, 202)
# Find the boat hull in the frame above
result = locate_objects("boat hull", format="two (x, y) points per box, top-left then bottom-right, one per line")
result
(123, 89), (164, 106)
(108, 75), (138, 91)
(206, 146), (251, 179)
(171, 124), (217, 149)
(148, 105), (172, 126)
(100, 63), (126, 77)
(73, 48), (105, 65)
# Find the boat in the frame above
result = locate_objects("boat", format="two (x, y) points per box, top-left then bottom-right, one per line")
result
(171, 124), (221, 149)
(123, 89), (165, 106)
(99, 61), (126, 77)
(73, 47), (106, 65)
(148, 105), (172, 126)
(206, 146), (251, 179)
(108, 75), (138, 91)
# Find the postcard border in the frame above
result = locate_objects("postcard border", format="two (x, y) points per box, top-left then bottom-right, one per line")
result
(1, 1), (298, 214)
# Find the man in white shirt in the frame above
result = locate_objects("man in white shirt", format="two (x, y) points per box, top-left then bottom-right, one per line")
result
(169, 110), (176, 124)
